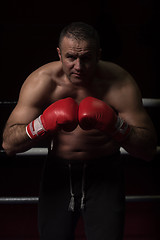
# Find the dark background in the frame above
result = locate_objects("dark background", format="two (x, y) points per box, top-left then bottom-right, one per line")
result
(0, 0), (159, 101)
(0, 0), (160, 239)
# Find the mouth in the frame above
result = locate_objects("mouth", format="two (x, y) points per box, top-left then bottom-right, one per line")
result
(72, 73), (84, 78)
(69, 73), (85, 84)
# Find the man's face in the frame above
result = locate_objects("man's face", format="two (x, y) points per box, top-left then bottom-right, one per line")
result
(57, 37), (100, 85)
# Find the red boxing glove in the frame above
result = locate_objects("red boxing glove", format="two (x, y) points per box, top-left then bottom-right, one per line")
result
(26, 97), (78, 139)
(78, 96), (131, 142)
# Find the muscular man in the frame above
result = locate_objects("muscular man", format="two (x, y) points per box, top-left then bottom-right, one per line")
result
(2, 22), (157, 240)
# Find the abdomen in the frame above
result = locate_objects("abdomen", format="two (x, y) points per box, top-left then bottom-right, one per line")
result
(51, 126), (120, 161)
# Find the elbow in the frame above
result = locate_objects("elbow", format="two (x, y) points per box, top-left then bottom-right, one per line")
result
(143, 155), (154, 162)
(139, 133), (158, 162)
(142, 146), (157, 162)
(2, 141), (16, 156)
(146, 136), (159, 162)
(150, 146), (158, 161)
(126, 145), (157, 162)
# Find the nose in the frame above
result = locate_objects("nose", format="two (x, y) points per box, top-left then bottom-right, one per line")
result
(74, 58), (82, 71)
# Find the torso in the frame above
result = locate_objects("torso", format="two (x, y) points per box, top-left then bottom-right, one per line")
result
(52, 127), (120, 161)
(35, 60), (129, 161)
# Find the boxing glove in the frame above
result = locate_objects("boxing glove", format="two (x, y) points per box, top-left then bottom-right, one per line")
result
(26, 97), (78, 139)
(78, 96), (131, 142)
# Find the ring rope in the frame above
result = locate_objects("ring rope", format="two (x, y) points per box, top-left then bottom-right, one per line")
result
(0, 99), (159, 205)
(0, 195), (160, 204)
(0, 98), (160, 107)
(1, 147), (160, 156)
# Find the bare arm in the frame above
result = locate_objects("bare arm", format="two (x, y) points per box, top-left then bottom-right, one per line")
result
(120, 104), (157, 161)
(3, 123), (32, 156)
(106, 68), (157, 161)
(118, 82), (156, 161)
(2, 70), (54, 155)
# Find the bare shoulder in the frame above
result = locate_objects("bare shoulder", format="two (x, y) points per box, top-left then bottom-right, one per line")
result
(19, 61), (62, 107)
(98, 60), (132, 82)
(98, 61), (142, 110)
(97, 61), (154, 129)
(6, 61), (63, 125)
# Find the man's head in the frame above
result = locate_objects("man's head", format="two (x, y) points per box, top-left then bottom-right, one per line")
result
(57, 22), (101, 85)
(58, 22), (100, 53)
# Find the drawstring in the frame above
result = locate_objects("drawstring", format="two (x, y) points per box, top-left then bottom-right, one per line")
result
(68, 162), (86, 212)
(68, 163), (75, 212)
(81, 163), (86, 210)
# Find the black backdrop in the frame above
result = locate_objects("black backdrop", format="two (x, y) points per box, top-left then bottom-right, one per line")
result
(1, 0), (159, 101)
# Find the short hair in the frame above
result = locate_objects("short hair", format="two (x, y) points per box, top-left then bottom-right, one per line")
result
(58, 22), (100, 51)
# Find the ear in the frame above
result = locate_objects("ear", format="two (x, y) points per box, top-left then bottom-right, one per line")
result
(97, 48), (102, 61)
(57, 47), (62, 61)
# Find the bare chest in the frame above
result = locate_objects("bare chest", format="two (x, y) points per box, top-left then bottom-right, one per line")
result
(49, 80), (108, 105)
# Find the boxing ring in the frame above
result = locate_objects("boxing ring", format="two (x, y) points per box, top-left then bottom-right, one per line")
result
(0, 98), (160, 239)
(0, 98), (160, 204)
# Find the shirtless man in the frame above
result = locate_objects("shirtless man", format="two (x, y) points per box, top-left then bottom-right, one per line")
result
(2, 22), (157, 240)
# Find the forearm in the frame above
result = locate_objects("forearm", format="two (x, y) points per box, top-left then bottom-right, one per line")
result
(2, 124), (38, 156)
(121, 126), (157, 161)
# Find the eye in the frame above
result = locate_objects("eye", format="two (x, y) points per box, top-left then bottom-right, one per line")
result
(66, 54), (76, 60)
(81, 54), (92, 62)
